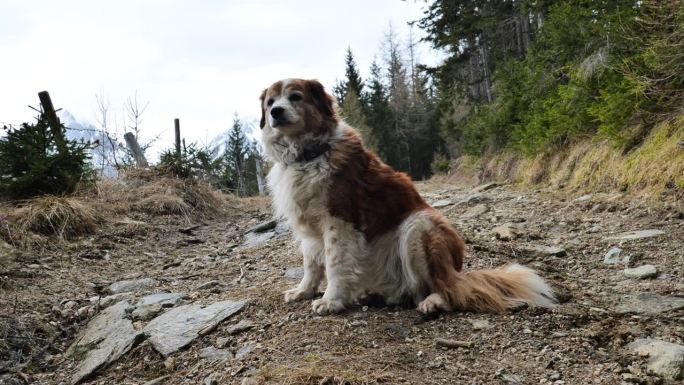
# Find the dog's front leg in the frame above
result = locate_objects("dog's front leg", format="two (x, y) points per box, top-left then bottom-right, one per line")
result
(284, 237), (324, 302)
(312, 219), (363, 315)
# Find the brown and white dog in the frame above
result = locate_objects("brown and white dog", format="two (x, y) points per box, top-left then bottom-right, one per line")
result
(259, 78), (556, 315)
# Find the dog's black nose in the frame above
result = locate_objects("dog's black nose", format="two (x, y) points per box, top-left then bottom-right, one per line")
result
(270, 106), (284, 119)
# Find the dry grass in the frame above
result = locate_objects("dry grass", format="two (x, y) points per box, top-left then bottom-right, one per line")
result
(130, 178), (229, 218)
(12, 196), (100, 240)
(134, 193), (192, 216)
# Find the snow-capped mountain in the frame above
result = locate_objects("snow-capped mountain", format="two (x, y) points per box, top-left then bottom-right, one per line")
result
(58, 110), (120, 177)
(207, 117), (261, 159)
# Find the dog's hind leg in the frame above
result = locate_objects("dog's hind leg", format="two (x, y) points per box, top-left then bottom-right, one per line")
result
(284, 236), (324, 302)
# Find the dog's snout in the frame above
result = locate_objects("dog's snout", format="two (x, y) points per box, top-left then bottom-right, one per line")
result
(271, 106), (285, 119)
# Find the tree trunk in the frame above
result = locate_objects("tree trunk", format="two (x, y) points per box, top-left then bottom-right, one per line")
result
(479, 33), (493, 103)
(123, 132), (148, 167)
(254, 155), (266, 196)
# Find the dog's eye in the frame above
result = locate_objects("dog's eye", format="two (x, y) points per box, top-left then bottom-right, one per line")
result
(289, 93), (302, 102)
(267, 98), (274, 107)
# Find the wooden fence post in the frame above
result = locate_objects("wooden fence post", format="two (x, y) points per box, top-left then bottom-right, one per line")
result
(174, 118), (181, 157)
(38, 91), (67, 155)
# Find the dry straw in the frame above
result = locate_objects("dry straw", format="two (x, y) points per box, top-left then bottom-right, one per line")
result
(13, 196), (100, 240)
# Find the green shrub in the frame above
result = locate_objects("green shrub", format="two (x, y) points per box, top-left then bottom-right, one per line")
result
(0, 117), (93, 200)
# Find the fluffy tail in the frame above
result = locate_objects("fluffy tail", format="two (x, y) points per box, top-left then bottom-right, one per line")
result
(442, 264), (557, 313)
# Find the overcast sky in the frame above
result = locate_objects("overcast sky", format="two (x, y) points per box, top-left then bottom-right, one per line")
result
(0, 0), (440, 154)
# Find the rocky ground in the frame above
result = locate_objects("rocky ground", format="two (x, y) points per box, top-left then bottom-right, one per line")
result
(1, 181), (683, 385)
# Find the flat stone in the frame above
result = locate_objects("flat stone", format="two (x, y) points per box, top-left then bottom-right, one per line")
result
(89, 292), (135, 309)
(199, 346), (233, 362)
(431, 199), (453, 208)
(517, 245), (567, 257)
(132, 304), (163, 321)
(627, 338), (684, 380)
(615, 293), (684, 315)
(135, 293), (184, 308)
(606, 229), (666, 241)
(67, 301), (143, 384)
(235, 342), (256, 359)
(623, 265), (658, 279)
(108, 278), (156, 294)
(239, 231), (276, 250)
(144, 300), (247, 357)
(490, 223), (524, 241)
(284, 267), (304, 280)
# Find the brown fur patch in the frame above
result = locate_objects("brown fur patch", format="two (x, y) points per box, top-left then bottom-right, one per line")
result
(327, 128), (429, 241)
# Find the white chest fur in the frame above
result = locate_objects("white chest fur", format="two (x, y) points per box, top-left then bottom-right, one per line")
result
(267, 160), (332, 237)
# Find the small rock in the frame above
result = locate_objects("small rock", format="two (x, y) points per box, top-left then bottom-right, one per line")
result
(623, 265), (658, 279)
(574, 194), (593, 202)
(163, 357), (175, 370)
(142, 375), (170, 385)
(517, 245), (567, 257)
(472, 182), (499, 192)
(627, 338), (684, 381)
(196, 280), (221, 290)
(235, 342), (256, 359)
(108, 278), (156, 294)
(245, 220), (277, 234)
(603, 246), (629, 265)
(199, 347), (233, 362)
(63, 301), (78, 311)
(203, 372), (218, 385)
(76, 305), (94, 318)
(606, 229), (666, 241)
(215, 337), (230, 349)
(462, 203), (489, 219)
(284, 267), (304, 280)
(431, 199), (453, 208)
(227, 320), (255, 335)
(490, 223), (524, 241)
(470, 319), (491, 330)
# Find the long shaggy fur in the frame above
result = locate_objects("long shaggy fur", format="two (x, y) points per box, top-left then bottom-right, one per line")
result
(259, 78), (557, 315)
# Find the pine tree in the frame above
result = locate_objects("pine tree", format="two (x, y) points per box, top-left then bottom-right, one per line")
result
(224, 114), (249, 196)
(0, 116), (92, 199)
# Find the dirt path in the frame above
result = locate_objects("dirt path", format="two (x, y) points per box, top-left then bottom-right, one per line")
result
(2, 182), (683, 385)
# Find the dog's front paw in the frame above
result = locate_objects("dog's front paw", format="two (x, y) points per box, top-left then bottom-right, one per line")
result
(312, 298), (344, 315)
(284, 287), (315, 303)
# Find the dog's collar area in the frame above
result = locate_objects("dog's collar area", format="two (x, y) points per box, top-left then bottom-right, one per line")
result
(293, 142), (331, 164)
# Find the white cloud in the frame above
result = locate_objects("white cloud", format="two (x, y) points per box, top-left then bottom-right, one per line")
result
(0, 0), (440, 154)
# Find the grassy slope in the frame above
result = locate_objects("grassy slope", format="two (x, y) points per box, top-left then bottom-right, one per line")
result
(449, 113), (684, 198)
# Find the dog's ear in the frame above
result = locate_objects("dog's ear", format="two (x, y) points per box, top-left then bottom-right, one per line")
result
(307, 79), (335, 119)
(259, 88), (267, 129)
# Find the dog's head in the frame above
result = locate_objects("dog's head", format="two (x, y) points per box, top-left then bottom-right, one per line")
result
(259, 79), (337, 137)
